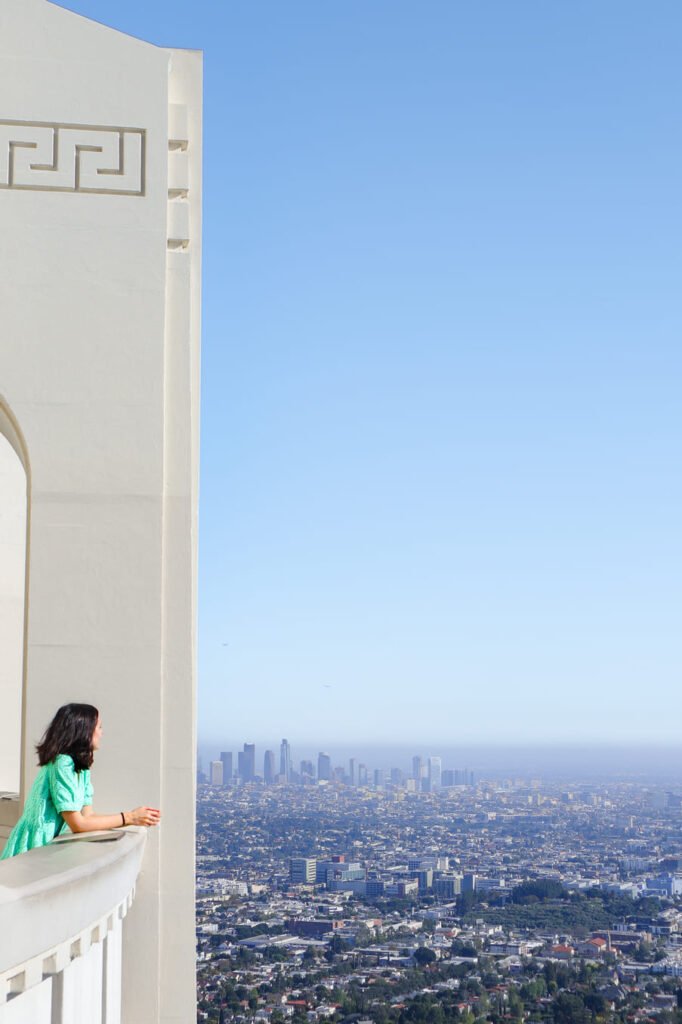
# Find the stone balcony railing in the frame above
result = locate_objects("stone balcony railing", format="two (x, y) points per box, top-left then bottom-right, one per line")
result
(0, 827), (146, 1024)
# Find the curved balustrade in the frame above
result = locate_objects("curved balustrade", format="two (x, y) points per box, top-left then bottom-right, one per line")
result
(0, 828), (146, 1024)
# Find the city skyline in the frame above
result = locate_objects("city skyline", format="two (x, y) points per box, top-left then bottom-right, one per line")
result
(198, 736), (682, 786)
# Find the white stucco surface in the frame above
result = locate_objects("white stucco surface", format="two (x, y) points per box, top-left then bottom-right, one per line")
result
(0, 2), (201, 1021)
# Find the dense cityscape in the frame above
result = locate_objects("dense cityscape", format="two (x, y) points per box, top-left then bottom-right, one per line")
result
(200, 741), (475, 791)
(195, 745), (682, 1024)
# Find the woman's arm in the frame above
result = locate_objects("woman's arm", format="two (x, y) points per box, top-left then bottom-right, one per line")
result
(61, 807), (161, 833)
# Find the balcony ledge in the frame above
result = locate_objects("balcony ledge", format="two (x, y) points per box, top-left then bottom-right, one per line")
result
(0, 827), (146, 1008)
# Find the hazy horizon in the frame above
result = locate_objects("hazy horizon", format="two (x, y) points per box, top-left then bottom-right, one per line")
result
(197, 738), (682, 784)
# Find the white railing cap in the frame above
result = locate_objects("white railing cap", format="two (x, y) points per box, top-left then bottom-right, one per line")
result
(0, 828), (146, 973)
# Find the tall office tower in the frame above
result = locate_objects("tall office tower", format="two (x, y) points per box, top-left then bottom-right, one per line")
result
(210, 760), (223, 786)
(280, 738), (292, 782)
(374, 768), (385, 788)
(412, 868), (433, 892)
(220, 751), (233, 784)
(348, 758), (356, 786)
(390, 767), (403, 785)
(237, 750), (245, 779)
(300, 759), (314, 780)
(412, 755), (423, 780)
(434, 875), (462, 898)
(442, 769), (454, 787)
(428, 755), (442, 790)
(242, 742), (256, 781)
(289, 857), (317, 885)
(358, 763), (368, 786)
(264, 750), (275, 784)
(317, 752), (332, 781)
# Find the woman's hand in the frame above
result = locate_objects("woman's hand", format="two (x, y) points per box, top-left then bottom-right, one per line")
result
(126, 806), (161, 827)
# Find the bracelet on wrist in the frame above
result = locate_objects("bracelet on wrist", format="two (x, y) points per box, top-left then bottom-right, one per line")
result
(121, 811), (126, 827)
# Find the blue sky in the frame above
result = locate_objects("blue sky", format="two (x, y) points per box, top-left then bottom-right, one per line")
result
(64, 1), (681, 749)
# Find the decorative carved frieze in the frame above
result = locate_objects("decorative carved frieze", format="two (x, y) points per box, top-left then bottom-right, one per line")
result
(0, 120), (145, 195)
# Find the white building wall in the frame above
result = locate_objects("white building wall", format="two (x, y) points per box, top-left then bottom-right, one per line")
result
(0, 3), (201, 1022)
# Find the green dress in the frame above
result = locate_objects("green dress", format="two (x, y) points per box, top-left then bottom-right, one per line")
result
(0, 754), (94, 859)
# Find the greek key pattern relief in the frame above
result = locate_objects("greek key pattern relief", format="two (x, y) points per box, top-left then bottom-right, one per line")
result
(0, 120), (145, 196)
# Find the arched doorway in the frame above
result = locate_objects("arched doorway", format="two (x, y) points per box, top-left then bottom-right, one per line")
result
(0, 401), (29, 800)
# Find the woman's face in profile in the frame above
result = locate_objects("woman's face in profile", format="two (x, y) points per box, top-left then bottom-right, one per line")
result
(92, 716), (103, 751)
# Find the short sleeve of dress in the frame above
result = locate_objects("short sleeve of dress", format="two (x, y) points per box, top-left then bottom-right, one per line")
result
(83, 771), (94, 806)
(48, 756), (82, 813)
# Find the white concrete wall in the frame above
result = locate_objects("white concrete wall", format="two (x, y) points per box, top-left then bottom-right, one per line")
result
(0, 3), (201, 1021)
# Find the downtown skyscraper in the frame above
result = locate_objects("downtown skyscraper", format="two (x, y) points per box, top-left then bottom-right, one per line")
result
(280, 738), (292, 782)
(238, 743), (256, 782)
(318, 752), (331, 781)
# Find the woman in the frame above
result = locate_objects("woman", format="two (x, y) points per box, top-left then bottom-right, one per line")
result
(0, 703), (160, 860)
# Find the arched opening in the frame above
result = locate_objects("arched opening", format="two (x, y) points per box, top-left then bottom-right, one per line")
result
(0, 401), (29, 801)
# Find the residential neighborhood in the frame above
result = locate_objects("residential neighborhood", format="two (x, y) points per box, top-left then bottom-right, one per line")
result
(196, 770), (682, 1024)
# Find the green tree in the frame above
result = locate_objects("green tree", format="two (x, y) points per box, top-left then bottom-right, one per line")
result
(584, 993), (607, 1016)
(552, 992), (590, 1024)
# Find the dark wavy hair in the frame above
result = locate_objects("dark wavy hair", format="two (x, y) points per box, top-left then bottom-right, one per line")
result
(36, 703), (99, 772)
